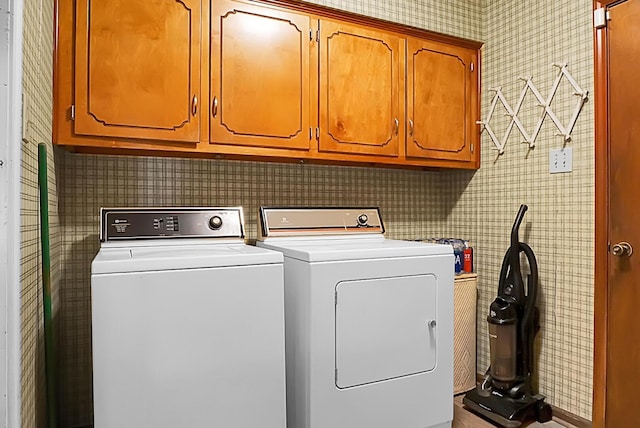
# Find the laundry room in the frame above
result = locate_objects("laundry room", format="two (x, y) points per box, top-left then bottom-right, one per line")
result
(8, 0), (598, 427)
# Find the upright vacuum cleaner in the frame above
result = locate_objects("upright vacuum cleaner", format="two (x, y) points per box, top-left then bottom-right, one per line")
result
(463, 205), (552, 427)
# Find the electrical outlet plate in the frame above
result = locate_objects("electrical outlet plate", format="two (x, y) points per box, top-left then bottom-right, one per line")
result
(549, 147), (573, 173)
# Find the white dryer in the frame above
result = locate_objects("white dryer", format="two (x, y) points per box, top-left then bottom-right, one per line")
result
(257, 207), (454, 428)
(91, 207), (286, 428)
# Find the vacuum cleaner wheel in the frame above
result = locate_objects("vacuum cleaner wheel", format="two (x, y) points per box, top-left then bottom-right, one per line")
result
(536, 401), (553, 423)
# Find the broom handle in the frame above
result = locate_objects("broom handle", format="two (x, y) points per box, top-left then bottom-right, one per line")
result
(38, 143), (58, 428)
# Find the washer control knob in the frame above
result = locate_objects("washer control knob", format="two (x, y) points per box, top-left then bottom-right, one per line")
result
(357, 214), (369, 226)
(209, 215), (223, 230)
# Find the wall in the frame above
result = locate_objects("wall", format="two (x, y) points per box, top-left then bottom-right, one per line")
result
(55, 157), (474, 427)
(55, 1), (482, 426)
(466, 0), (594, 419)
(20, 0), (59, 427)
(307, 0), (485, 40)
(52, 0), (597, 426)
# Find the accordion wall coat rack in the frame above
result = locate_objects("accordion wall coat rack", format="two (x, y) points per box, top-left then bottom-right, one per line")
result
(477, 63), (589, 155)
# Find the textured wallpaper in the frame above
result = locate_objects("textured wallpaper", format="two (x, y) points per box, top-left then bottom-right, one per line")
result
(305, 0), (485, 40)
(20, 0), (59, 427)
(19, 0), (597, 426)
(470, 0), (594, 418)
(55, 149), (476, 427)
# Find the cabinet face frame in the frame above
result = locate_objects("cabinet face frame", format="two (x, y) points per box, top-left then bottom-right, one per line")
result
(54, 0), (482, 170)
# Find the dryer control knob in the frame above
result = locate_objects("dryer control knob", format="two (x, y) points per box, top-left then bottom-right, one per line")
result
(357, 214), (369, 226)
(209, 215), (223, 230)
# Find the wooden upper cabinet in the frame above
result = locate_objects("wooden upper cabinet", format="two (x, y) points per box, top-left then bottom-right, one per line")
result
(55, 0), (481, 167)
(318, 20), (403, 157)
(210, 0), (313, 151)
(406, 37), (478, 163)
(73, 0), (202, 142)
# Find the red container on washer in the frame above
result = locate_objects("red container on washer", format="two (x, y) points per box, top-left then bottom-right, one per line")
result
(463, 246), (473, 273)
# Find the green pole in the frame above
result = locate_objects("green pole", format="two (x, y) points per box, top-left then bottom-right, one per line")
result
(38, 143), (58, 428)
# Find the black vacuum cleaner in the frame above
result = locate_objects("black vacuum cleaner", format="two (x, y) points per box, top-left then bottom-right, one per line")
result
(463, 205), (552, 427)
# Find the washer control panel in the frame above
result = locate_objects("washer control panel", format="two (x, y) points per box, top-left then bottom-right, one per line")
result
(259, 207), (383, 238)
(100, 207), (244, 241)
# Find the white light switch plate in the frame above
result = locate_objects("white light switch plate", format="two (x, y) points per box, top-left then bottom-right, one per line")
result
(549, 147), (573, 174)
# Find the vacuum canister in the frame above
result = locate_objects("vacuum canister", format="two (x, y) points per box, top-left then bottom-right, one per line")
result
(487, 297), (518, 385)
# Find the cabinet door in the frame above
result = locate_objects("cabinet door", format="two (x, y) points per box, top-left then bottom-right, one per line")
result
(319, 21), (402, 157)
(406, 38), (478, 163)
(210, 0), (312, 151)
(74, 0), (201, 142)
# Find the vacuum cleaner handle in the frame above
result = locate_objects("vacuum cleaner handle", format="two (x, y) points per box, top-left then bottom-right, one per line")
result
(519, 242), (539, 381)
(504, 204), (528, 299)
(497, 205), (528, 299)
(510, 204), (528, 247)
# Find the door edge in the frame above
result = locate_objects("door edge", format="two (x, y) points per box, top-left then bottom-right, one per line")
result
(593, 0), (617, 426)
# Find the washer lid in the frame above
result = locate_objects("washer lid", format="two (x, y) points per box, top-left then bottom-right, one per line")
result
(259, 235), (452, 262)
(92, 243), (283, 274)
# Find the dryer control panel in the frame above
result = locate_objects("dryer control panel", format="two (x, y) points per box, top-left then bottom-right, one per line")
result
(100, 207), (244, 241)
(259, 207), (384, 238)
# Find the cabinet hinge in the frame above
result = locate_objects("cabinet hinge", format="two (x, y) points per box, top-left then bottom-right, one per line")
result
(594, 7), (609, 29)
(70, 105), (75, 121)
(316, 29), (320, 43)
(316, 127), (320, 139)
(470, 62), (474, 72)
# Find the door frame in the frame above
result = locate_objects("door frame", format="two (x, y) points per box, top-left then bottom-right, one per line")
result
(593, 0), (624, 426)
(0, 0), (23, 427)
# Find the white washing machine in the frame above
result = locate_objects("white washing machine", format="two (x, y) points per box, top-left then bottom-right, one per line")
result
(91, 207), (287, 428)
(257, 207), (454, 428)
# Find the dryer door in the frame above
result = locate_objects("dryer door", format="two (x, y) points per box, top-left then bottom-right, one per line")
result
(335, 274), (437, 388)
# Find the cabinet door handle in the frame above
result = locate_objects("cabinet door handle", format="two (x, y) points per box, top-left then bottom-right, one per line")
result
(212, 96), (218, 118)
(409, 119), (414, 137)
(393, 118), (399, 136)
(191, 95), (198, 116)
